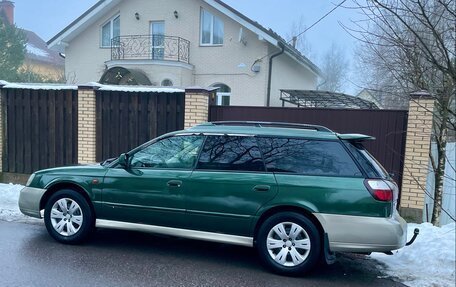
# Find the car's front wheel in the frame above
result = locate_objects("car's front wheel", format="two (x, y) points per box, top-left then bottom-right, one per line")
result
(44, 189), (94, 244)
(256, 212), (321, 275)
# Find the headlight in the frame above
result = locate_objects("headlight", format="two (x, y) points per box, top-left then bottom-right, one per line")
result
(26, 173), (36, 186)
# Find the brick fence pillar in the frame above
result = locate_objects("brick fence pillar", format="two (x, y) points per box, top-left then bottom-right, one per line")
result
(184, 87), (215, 129)
(77, 85), (98, 164)
(400, 91), (435, 222)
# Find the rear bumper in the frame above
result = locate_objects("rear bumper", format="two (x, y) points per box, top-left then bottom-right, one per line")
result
(314, 211), (407, 252)
(18, 187), (46, 219)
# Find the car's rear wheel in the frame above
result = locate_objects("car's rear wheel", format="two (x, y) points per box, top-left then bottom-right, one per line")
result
(44, 189), (94, 244)
(256, 212), (321, 275)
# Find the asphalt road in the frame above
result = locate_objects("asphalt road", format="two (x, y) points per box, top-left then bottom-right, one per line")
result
(0, 221), (405, 287)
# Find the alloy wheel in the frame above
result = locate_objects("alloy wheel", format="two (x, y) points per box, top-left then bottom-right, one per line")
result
(50, 198), (84, 236)
(266, 222), (311, 267)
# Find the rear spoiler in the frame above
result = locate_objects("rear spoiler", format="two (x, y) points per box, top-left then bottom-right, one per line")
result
(337, 134), (376, 141)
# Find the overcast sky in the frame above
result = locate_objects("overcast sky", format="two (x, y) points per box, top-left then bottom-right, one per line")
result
(12, 0), (361, 93)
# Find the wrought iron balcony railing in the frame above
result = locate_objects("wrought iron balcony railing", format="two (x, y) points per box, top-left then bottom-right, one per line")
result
(111, 35), (190, 64)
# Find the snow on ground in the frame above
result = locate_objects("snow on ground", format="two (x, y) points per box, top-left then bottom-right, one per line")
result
(371, 222), (456, 287)
(0, 183), (41, 224)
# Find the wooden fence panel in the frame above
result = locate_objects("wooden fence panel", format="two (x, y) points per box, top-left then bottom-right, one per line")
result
(2, 88), (78, 173)
(209, 106), (408, 188)
(95, 91), (185, 161)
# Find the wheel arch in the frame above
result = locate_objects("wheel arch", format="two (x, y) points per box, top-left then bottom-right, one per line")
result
(253, 205), (325, 246)
(40, 182), (95, 214)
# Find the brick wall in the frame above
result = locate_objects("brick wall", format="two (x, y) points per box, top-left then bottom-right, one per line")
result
(400, 92), (435, 222)
(77, 88), (97, 164)
(184, 88), (212, 129)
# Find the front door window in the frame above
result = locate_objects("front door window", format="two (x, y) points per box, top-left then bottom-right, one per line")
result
(130, 135), (204, 169)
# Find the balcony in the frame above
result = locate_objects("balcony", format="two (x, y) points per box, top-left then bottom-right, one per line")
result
(111, 35), (190, 64)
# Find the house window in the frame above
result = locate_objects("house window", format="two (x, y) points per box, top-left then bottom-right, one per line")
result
(101, 15), (120, 47)
(212, 84), (231, 106)
(161, 79), (173, 86)
(200, 9), (224, 45)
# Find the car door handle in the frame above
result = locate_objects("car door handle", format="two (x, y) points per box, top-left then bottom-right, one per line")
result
(167, 180), (182, 188)
(253, 185), (270, 192)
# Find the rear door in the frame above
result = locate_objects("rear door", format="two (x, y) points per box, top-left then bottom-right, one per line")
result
(185, 135), (278, 236)
(256, 137), (389, 217)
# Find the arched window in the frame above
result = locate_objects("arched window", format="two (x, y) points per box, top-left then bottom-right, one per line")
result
(161, 79), (173, 86)
(212, 83), (231, 106)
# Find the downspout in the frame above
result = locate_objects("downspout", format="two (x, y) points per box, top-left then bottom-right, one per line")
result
(266, 42), (285, 107)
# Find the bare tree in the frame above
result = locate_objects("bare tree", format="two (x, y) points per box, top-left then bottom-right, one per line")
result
(318, 42), (349, 92)
(286, 15), (313, 59)
(348, 0), (455, 225)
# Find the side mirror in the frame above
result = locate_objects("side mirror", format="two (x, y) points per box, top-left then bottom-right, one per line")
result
(118, 153), (129, 168)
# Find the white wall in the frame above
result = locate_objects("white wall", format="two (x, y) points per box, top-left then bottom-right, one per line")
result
(64, 0), (317, 106)
(269, 47), (318, 107)
(425, 142), (456, 226)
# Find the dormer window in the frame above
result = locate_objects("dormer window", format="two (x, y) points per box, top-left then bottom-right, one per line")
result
(200, 9), (224, 45)
(101, 15), (120, 47)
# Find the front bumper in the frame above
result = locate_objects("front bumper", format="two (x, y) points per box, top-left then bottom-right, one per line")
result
(315, 211), (407, 252)
(18, 187), (46, 219)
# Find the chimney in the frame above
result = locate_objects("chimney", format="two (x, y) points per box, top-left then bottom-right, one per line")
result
(292, 36), (297, 48)
(0, 0), (14, 25)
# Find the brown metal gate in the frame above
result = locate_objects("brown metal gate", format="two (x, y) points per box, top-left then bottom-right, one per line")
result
(209, 106), (408, 187)
(95, 90), (185, 161)
(2, 88), (78, 173)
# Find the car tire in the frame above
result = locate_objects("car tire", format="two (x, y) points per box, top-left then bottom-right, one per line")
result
(44, 189), (94, 244)
(256, 212), (321, 276)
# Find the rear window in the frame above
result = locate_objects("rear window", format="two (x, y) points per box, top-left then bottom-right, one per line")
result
(197, 135), (265, 172)
(257, 138), (362, 177)
(344, 141), (388, 179)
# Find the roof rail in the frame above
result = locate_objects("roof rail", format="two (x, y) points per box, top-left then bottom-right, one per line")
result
(209, 121), (333, 132)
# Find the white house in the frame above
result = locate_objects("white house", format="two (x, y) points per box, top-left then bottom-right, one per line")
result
(48, 0), (321, 106)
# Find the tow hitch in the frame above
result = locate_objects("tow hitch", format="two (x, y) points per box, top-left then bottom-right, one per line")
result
(383, 228), (419, 255)
(406, 228), (420, 246)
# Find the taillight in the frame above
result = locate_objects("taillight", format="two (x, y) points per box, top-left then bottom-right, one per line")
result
(364, 179), (393, 202)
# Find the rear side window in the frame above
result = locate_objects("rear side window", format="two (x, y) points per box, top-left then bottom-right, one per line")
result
(197, 136), (265, 172)
(257, 138), (362, 177)
(344, 141), (388, 179)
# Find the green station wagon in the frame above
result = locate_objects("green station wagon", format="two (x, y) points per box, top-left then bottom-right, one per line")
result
(19, 121), (408, 275)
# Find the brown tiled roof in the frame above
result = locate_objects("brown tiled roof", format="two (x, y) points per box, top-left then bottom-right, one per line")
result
(23, 29), (64, 67)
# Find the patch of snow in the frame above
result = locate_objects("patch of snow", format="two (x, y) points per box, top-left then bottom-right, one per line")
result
(370, 222), (456, 287)
(26, 43), (50, 58)
(2, 82), (77, 90)
(0, 183), (41, 224)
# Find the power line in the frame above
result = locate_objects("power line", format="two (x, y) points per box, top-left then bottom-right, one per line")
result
(287, 0), (348, 45)
(256, 0), (348, 63)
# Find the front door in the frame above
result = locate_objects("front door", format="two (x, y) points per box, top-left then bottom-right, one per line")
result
(151, 21), (165, 60)
(101, 135), (204, 228)
(185, 135), (278, 236)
